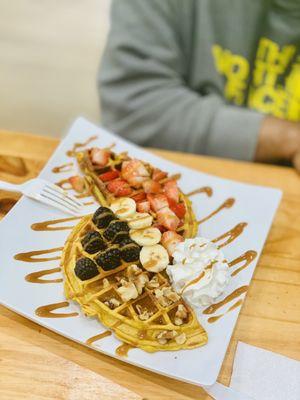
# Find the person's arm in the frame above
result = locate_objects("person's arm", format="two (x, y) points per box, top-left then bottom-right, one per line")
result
(99, 0), (263, 161)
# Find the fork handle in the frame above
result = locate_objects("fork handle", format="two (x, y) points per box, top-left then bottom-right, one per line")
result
(0, 180), (22, 193)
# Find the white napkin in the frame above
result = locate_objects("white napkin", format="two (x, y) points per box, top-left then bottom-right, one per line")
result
(230, 342), (300, 400)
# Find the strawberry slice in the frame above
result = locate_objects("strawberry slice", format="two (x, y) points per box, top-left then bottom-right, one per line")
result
(107, 179), (132, 197)
(90, 148), (111, 166)
(170, 202), (186, 219)
(68, 176), (85, 193)
(99, 170), (120, 182)
(157, 206), (180, 231)
(131, 192), (147, 202)
(152, 168), (168, 182)
(137, 200), (150, 213)
(161, 231), (184, 255)
(152, 223), (168, 233)
(147, 193), (169, 212)
(164, 180), (179, 203)
(121, 159), (150, 188)
(142, 180), (161, 194)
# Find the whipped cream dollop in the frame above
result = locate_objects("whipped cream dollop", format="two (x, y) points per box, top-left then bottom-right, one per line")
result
(166, 237), (230, 307)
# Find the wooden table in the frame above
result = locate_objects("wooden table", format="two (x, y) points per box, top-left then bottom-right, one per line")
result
(0, 130), (299, 400)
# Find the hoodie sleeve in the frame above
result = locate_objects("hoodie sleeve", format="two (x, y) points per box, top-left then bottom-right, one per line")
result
(99, 0), (263, 161)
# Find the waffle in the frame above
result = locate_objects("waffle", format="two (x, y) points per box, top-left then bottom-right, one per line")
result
(62, 214), (208, 352)
(76, 150), (199, 239)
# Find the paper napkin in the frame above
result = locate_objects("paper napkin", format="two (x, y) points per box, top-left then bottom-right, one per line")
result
(230, 342), (300, 400)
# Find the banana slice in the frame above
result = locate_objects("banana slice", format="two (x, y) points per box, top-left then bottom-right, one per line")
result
(110, 197), (136, 219)
(130, 227), (161, 246)
(140, 244), (169, 272)
(127, 212), (153, 229)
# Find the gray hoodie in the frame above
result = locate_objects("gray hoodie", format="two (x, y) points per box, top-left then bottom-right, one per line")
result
(99, 0), (300, 161)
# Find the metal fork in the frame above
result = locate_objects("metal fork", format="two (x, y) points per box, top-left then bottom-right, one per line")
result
(0, 178), (85, 215)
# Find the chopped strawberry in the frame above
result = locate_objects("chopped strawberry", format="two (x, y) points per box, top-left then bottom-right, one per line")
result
(157, 206), (180, 231)
(147, 193), (169, 212)
(131, 192), (147, 202)
(161, 231), (184, 255)
(152, 223), (168, 233)
(142, 180), (161, 194)
(170, 202), (186, 219)
(164, 180), (179, 203)
(68, 176), (85, 193)
(90, 147), (111, 166)
(137, 200), (150, 213)
(152, 168), (168, 182)
(121, 159), (150, 188)
(107, 179), (132, 197)
(99, 170), (120, 182)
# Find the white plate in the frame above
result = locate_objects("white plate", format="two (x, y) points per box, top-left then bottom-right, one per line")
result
(0, 117), (282, 386)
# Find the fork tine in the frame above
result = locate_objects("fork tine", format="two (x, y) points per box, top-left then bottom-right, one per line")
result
(34, 193), (80, 216)
(43, 186), (83, 211)
(39, 192), (82, 214)
(44, 184), (84, 207)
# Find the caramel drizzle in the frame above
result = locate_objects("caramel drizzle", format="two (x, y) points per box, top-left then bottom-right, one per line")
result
(208, 299), (244, 323)
(66, 135), (98, 157)
(115, 343), (135, 357)
(55, 179), (72, 190)
(31, 217), (80, 232)
(186, 186), (213, 197)
(25, 267), (62, 284)
(83, 201), (95, 206)
(14, 247), (63, 262)
(86, 331), (112, 346)
(35, 301), (79, 318)
(212, 222), (248, 249)
(52, 163), (73, 173)
(180, 260), (217, 294)
(197, 198), (235, 225)
(229, 250), (258, 277)
(203, 285), (249, 315)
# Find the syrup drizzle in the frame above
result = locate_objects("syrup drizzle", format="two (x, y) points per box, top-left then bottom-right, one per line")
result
(197, 198), (235, 225)
(212, 222), (248, 249)
(229, 250), (257, 277)
(55, 179), (72, 190)
(35, 301), (79, 318)
(52, 163), (73, 173)
(115, 343), (134, 357)
(66, 135), (98, 157)
(25, 267), (62, 284)
(31, 217), (80, 232)
(203, 285), (249, 315)
(186, 186), (213, 197)
(86, 331), (112, 346)
(207, 299), (244, 323)
(14, 247), (63, 262)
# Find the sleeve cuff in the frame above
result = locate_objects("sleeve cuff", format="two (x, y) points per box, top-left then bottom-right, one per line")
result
(205, 106), (264, 161)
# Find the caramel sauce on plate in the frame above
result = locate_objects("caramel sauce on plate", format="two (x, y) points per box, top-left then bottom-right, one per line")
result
(229, 250), (257, 277)
(197, 198), (235, 225)
(212, 222), (248, 249)
(86, 331), (112, 346)
(66, 135), (98, 157)
(55, 179), (72, 190)
(25, 267), (62, 284)
(115, 343), (134, 357)
(52, 162), (73, 173)
(203, 285), (248, 315)
(207, 299), (244, 323)
(31, 217), (80, 231)
(35, 301), (78, 318)
(186, 186), (213, 197)
(14, 247), (63, 262)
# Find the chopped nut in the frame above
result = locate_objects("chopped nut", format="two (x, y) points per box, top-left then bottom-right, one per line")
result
(104, 297), (120, 309)
(102, 278), (110, 288)
(136, 304), (153, 321)
(134, 272), (149, 294)
(147, 275), (160, 289)
(163, 287), (180, 303)
(117, 281), (138, 302)
(175, 304), (188, 320)
(154, 287), (179, 307)
(154, 288), (170, 307)
(174, 317), (183, 326)
(126, 264), (142, 279)
(175, 332), (187, 345)
(156, 330), (177, 344)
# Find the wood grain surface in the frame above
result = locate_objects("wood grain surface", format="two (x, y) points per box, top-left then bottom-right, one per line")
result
(0, 130), (299, 400)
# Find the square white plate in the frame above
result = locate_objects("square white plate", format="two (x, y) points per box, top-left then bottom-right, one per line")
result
(0, 117), (281, 386)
